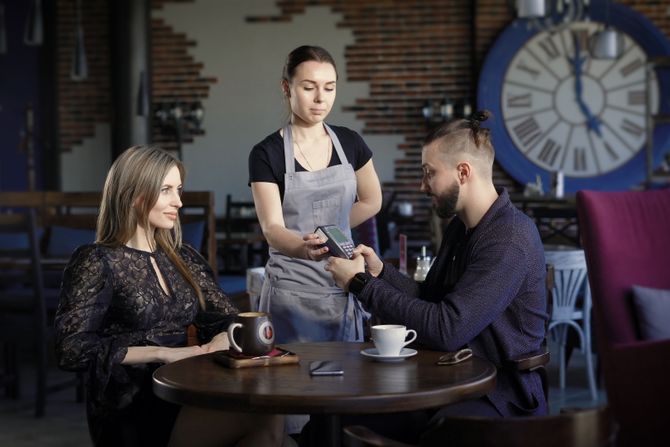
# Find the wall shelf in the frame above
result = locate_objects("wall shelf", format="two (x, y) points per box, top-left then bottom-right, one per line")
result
(645, 57), (670, 186)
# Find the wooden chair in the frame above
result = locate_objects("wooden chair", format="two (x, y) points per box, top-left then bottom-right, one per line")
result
(504, 263), (554, 402)
(0, 205), (81, 417)
(344, 406), (616, 447)
(180, 191), (218, 274)
(40, 190), (217, 272)
(219, 194), (265, 274)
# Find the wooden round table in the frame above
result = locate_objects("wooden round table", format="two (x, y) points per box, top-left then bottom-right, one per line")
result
(153, 341), (496, 446)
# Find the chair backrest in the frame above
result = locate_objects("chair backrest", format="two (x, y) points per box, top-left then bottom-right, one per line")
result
(180, 191), (217, 273)
(0, 190), (218, 272)
(421, 406), (616, 447)
(576, 189), (670, 346)
(343, 407), (616, 447)
(544, 248), (589, 325)
(224, 194), (258, 237)
(42, 191), (100, 230)
(0, 206), (46, 333)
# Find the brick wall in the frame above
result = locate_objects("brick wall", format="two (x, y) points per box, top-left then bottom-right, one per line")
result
(56, 0), (110, 152)
(54, 0), (670, 248)
(248, 0), (515, 247)
(151, 0), (217, 152)
(248, 0), (670, 249)
(55, 0), (216, 154)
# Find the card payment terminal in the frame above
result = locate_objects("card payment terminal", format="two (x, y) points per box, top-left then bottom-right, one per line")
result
(314, 225), (355, 259)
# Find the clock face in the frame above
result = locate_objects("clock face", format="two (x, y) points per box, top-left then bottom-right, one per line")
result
(478, 2), (670, 192)
(501, 22), (658, 178)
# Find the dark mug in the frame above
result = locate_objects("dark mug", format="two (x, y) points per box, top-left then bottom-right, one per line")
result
(227, 312), (275, 356)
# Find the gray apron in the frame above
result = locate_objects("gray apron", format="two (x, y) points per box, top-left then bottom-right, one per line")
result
(259, 123), (365, 344)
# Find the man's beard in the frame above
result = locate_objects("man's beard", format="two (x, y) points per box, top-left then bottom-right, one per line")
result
(433, 181), (460, 218)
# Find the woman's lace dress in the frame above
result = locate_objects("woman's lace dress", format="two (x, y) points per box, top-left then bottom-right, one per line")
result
(55, 244), (237, 445)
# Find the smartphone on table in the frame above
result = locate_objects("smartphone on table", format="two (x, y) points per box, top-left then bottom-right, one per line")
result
(309, 360), (344, 376)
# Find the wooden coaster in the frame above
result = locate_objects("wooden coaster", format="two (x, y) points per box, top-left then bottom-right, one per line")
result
(213, 347), (300, 369)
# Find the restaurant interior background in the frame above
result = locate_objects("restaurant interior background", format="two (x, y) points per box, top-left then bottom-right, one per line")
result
(1, 0), (670, 444)
(3, 0), (665, 253)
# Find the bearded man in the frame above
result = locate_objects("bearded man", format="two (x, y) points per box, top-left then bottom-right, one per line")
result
(325, 111), (548, 438)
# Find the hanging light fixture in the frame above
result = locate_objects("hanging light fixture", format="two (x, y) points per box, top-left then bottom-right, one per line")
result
(0, 2), (7, 54)
(590, 0), (622, 59)
(421, 101), (434, 121)
(440, 97), (454, 121)
(512, 0), (622, 60)
(70, 0), (88, 81)
(516, 0), (547, 19)
(512, 0), (588, 32)
(24, 0), (43, 46)
(590, 28), (623, 59)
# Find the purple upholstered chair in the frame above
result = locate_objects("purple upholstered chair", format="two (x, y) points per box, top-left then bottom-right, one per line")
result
(577, 189), (670, 447)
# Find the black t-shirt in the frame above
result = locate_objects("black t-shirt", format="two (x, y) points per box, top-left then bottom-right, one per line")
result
(248, 124), (373, 199)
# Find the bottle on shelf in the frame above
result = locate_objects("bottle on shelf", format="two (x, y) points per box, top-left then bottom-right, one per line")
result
(413, 246), (432, 282)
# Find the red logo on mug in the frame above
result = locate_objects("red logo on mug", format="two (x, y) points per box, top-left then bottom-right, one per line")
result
(258, 321), (275, 344)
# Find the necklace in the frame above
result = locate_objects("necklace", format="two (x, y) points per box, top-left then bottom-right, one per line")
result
(294, 140), (315, 171)
(294, 138), (331, 171)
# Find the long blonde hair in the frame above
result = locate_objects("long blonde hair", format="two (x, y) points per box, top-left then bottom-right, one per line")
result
(97, 145), (204, 308)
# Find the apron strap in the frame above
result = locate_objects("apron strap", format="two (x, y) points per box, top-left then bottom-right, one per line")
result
(282, 125), (296, 174)
(282, 123), (351, 175)
(323, 123), (349, 165)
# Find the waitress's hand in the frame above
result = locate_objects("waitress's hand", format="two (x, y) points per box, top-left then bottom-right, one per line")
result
(302, 233), (330, 261)
(353, 244), (383, 277)
(325, 254), (365, 291)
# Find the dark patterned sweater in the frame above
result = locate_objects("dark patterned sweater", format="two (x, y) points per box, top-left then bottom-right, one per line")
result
(356, 188), (548, 416)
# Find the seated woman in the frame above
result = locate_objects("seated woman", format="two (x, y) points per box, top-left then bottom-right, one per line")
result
(55, 145), (283, 447)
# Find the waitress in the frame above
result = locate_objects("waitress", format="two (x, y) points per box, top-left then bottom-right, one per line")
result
(248, 45), (382, 344)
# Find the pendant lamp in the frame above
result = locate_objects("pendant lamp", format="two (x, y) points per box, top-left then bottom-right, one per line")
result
(70, 0), (88, 81)
(24, 0), (43, 46)
(590, 0), (622, 59)
(0, 2), (7, 54)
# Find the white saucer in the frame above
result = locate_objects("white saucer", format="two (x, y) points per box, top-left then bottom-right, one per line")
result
(360, 347), (418, 362)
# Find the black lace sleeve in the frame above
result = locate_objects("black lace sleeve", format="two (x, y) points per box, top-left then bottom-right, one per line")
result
(54, 245), (130, 399)
(180, 245), (238, 342)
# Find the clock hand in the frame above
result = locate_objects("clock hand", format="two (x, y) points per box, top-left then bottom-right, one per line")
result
(570, 34), (603, 137)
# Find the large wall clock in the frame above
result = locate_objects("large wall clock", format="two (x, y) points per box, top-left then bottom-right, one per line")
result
(478, 1), (670, 192)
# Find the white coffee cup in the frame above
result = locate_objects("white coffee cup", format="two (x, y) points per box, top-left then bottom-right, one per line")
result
(371, 324), (417, 356)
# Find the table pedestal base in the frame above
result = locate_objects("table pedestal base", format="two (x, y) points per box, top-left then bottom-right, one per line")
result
(309, 414), (341, 447)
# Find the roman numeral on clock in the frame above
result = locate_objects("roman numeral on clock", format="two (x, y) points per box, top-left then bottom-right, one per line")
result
(537, 139), (561, 166)
(621, 118), (644, 137)
(603, 142), (619, 161)
(539, 36), (560, 60)
(513, 117), (542, 147)
(516, 60), (541, 79)
(628, 90), (645, 106)
(506, 93), (532, 108)
(573, 147), (587, 171)
(620, 58), (643, 78)
(572, 29), (590, 53)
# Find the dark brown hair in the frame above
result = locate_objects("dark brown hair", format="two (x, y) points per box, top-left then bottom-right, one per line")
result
(423, 110), (495, 165)
(282, 45), (338, 83)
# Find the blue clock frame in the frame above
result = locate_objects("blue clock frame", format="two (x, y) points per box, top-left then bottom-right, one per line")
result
(478, 0), (670, 192)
